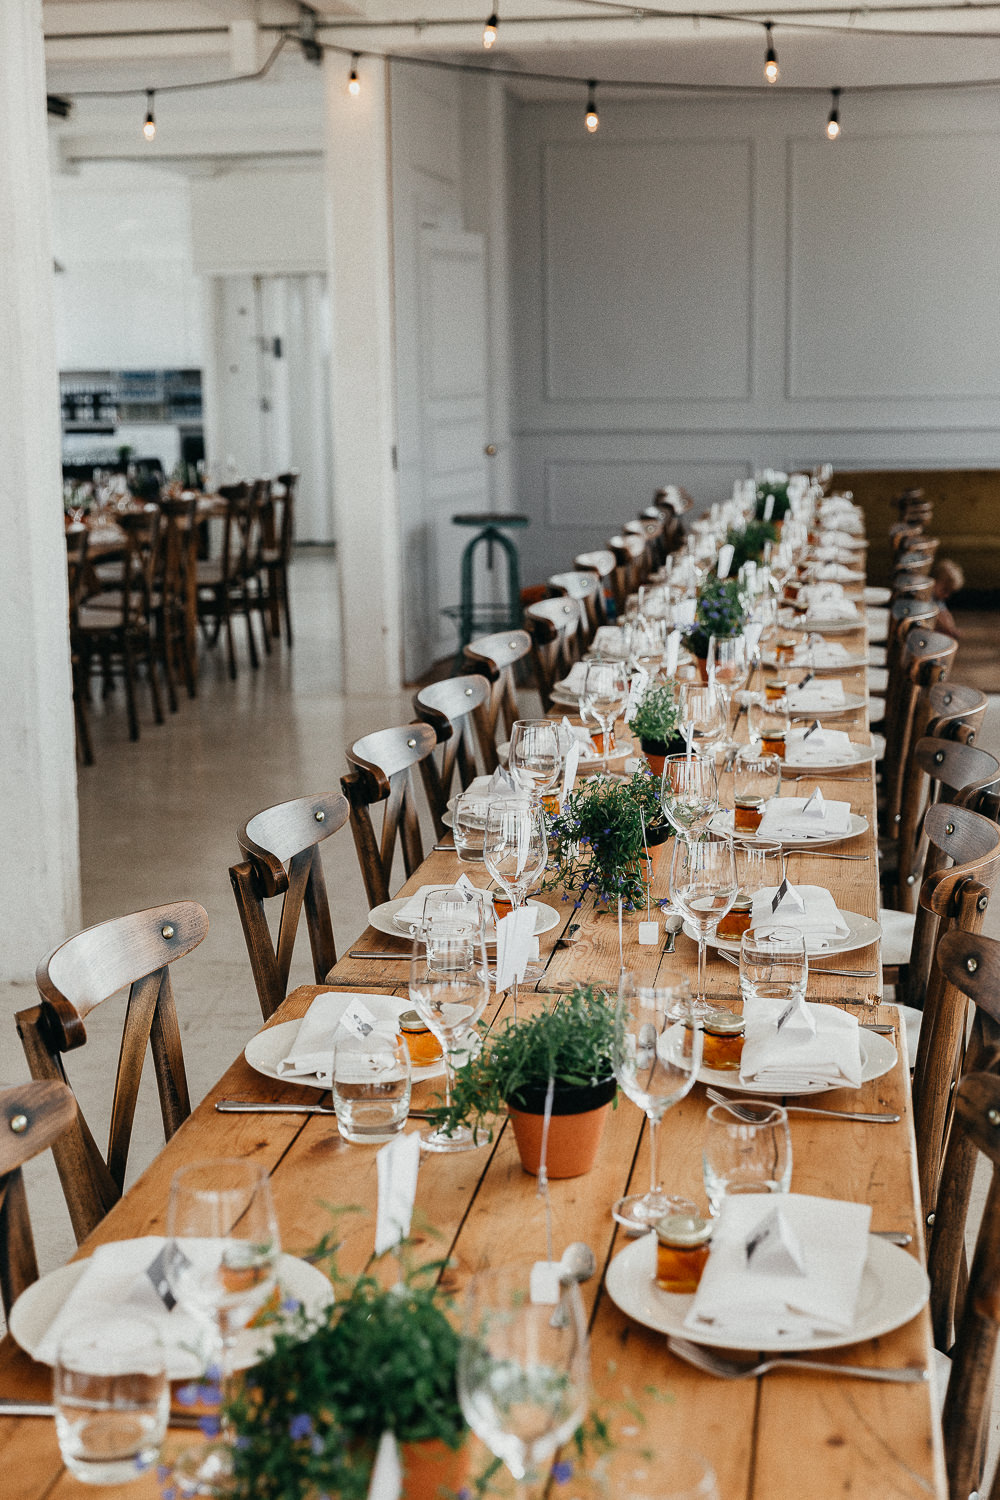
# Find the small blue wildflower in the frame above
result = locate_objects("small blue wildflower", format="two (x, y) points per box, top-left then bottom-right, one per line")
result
(289, 1413), (314, 1442)
(157, 1465), (171, 1482)
(133, 1454), (153, 1473)
(281, 1296), (302, 1314)
(204, 1362), (222, 1383)
(198, 1382), (221, 1406)
(175, 1384), (199, 1407)
(162, 1489), (177, 1500)
(234, 1436), (251, 1451)
(198, 1416), (221, 1438)
(553, 1460), (574, 1483)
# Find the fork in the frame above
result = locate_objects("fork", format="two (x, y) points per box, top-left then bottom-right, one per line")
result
(786, 851), (869, 861)
(666, 1337), (927, 1384)
(715, 950), (877, 980)
(705, 1087), (899, 1124)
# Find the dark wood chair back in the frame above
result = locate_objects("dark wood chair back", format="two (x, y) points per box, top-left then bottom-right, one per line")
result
(0, 1081), (77, 1315)
(891, 717), (996, 913)
(910, 807), (1000, 1219)
(230, 791), (351, 1020)
(341, 723), (438, 906)
(15, 901), (208, 1244)
(548, 571), (606, 641)
(607, 533), (647, 614)
(462, 629), (532, 747)
(413, 674), (495, 836)
(525, 597), (584, 712)
(925, 682), (989, 746)
(890, 573), (935, 604)
(881, 628), (958, 830)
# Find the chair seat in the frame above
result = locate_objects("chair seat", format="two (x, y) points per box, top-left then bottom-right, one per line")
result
(879, 905), (915, 966)
(77, 605), (148, 633)
(868, 667), (889, 694)
(869, 644), (888, 667)
(869, 695), (886, 725)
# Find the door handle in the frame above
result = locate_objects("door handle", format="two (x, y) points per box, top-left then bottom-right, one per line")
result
(484, 443), (498, 457)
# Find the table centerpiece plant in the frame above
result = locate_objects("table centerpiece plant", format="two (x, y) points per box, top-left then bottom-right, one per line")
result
(629, 680), (684, 776)
(427, 983), (617, 1177)
(543, 767), (667, 914)
(682, 575), (748, 673)
(724, 518), (779, 573)
(754, 476), (791, 523)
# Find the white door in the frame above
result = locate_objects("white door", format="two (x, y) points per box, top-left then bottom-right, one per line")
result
(399, 228), (492, 679)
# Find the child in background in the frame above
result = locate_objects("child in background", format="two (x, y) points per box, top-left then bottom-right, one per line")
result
(932, 559), (965, 639)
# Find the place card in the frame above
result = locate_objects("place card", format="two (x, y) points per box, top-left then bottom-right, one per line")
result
(374, 1131), (420, 1256)
(744, 621), (763, 656)
(495, 906), (536, 991)
(561, 738), (581, 800)
(771, 877), (805, 915)
(367, 1431), (402, 1500)
(638, 920), (659, 945)
(745, 1206), (807, 1277)
(801, 787), (825, 818)
(664, 629), (681, 676)
(145, 1244), (187, 1311)
(623, 667), (648, 724)
(802, 718), (822, 739)
(775, 996), (816, 1037)
(763, 494), (776, 522)
(340, 996), (380, 1041)
(716, 543), (735, 580)
(530, 1260), (563, 1305)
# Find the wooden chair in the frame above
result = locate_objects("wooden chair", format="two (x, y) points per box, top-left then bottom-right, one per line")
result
(525, 597), (584, 713)
(462, 628), (532, 748)
(624, 515), (666, 572)
(573, 550), (617, 621)
(607, 533), (647, 615)
(341, 724), (438, 907)
(909, 808), (1000, 1219)
(15, 901), (208, 1244)
(261, 469), (297, 647)
(196, 482), (264, 679)
(548, 571), (606, 644)
(413, 674), (496, 836)
(0, 1080), (77, 1316)
(157, 494), (199, 707)
(230, 791), (350, 1020)
(891, 736), (999, 912)
(66, 527), (94, 766)
(879, 629), (958, 830)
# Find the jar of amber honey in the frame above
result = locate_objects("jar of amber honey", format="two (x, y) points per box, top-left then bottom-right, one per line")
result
(655, 1212), (714, 1293)
(397, 1010), (444, 1066)
(716, 895), (753, 940)
(492, 893), (514, 921)
(764, 678), (788, 702)
(700, 1005), (746, 1071)
(760, 732), (786, 761)
(775, 638), (799, 664)
(733, 798), (764, 834)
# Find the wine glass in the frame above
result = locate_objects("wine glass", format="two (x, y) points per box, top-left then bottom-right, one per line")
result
(409, 934), (491, 1153)
(659, 753), (718, 836)
(164, 1159), (281, 1494)
(483, 797), (548, 1012)
(679, 682), (727, 755)
(508, 719), (562, 806)
(707, 634), (750, 753)
(581, 659), (628, 773)
(670, 835), (738, 1018)
(611, 974), (703, 1232)
(457, 1261), (589, 1487)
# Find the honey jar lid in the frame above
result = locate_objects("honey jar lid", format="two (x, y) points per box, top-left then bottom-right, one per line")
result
(700, 1005), (746, 1036)
(723, 895), (753, 913)
(398, 1009), (431, 1034)
(655, 1212), (713, 1248)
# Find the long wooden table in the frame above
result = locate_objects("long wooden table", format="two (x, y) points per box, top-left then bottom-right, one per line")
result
(0, 590), (948, 1498)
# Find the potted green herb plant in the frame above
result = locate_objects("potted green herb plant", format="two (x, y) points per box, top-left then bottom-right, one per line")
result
(544, 769), (666, 914)
(724, 518), (778, 573)
(683, 575), (748, 677)
(630, 680), (684, 776)
(429, 985), (617, 1178)
(754, 477), (791, 524)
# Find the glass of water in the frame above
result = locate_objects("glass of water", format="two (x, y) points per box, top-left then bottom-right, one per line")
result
(739, 926), (808, 1015)
(55, 1317), (168, 1485)
(332, 1036), (411, 1143)
(703, 1102), (792, 1214)
(452, 791), (491, 863)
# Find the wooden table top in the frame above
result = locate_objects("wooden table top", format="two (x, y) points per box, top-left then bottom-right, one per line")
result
(0, 597), (948, 1499)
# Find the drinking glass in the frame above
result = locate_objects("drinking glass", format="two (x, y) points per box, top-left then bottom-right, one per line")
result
(659, 752), (718, 836)
(409, 934), (491, 1153)
(706, 635), (749, 752)
(588, 1446), (720, 1500)
(581, 659), (628, 773)
(332, 1035), (412, 1143)
(54, 1317), (168, 1486)
(679, 682), (727, 754)
(458, 1261), (589, 1485)
(508, 719), (562, 806)
(749, 696), (789, 760)
(420, 885), (489, 943)
(739, 926), (808, 1015)
(453, 791), (491, 863)
(733, 749), (782, 834)
(703, 1102), (792, 1214)
(670, 835), (738, 1018)
(165, 1159), (281, 1494)
(483, 797), (548, 1011)
(733, 838), (784, 903)
(611, 974), (702, 1231)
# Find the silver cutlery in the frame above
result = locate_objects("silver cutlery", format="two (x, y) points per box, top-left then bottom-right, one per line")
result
(791, 775), (870, 783)
(705, 1088), (899, 1124)
(432, 843), (456, 852)
(215, 1099), (436, 1120)
(0, 1398), (205, 1425)
(348, 949), (409, 959)
(666, 1338), (927, 1384)
(715, 950), (877, 979)
(872, 1231), (912, 1246)
(786, 851), (869, 861)
(663, 912), (683, 954)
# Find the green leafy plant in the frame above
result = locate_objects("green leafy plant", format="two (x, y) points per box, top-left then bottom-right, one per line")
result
(428, 984), (616, 1141)
(724, 518), (778, 573)
(630, 680), (681, 747)
(683, 575), (748, 659)
(754, 478), (791, 522)
(543, 767), (665, 911)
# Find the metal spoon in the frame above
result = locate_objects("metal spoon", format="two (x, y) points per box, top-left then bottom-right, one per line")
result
(663, 913), (683, 954)
(559, 1241), (597, 1285)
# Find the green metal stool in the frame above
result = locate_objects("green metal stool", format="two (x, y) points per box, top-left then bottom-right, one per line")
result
(443, 511), (530, 665)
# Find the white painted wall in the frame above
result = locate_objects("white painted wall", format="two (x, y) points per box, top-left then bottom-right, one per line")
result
(190, 167), (328, 275)
(509, 87), (1000, 582)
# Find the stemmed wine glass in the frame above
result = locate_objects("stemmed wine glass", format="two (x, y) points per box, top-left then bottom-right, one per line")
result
(659, 753), (719, 836)
(611, 974), (703, 1232)
(581, 659), (628, 773)
(508, 719), (562, 808)
(409, 933), (491, 1153)
(706, 634), (750, 753)
(458, 1261), (590, 1489)
(164, 1159), (281, 1495)
(483, 798), (548, 1015)
(670, 835), (738, 1019)
(679, 681), (727, 754)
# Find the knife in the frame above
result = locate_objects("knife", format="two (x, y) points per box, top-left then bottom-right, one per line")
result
(348, 949), (409, 959)
(215, 1100), (436, 1119)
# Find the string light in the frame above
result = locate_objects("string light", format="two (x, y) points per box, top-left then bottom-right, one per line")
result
(483, 11), (498, 48)
(763, 22), (779, 83)
(142, 90), (156, 141)
(585, 79), (599, 131)
(348, 54), (361, 95)
(826, 86), (841, 136)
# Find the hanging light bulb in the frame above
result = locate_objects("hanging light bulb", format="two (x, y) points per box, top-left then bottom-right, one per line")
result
(142, 90), (156, 141)
(826, 87), (841, 138)
(585, 80), (599, 133)
(483, 11), (498, 48)
(348, 54), (361, 96)
(763, 23), (779, 84)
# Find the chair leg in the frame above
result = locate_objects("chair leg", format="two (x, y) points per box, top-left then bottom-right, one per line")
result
(281, 567), (293, 648)
(121, 640), (140, 741)
(224, 601), (238, 681)
(242, 589), (260, 671)
(72, 659), (94, 766)
(268, 566), (281, 639)
(146, 644), (164, 726)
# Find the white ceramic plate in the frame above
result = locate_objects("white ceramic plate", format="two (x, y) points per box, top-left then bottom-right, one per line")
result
(709, 808), (870, 848)
(604, 1231), (927, 1353)
(762, 652), (870, 674)
(367, 895), (560, 945)
(245, 1006), (446, 1086)
(697, 1027), (896, 1097)
(784, 742), (878, 771)
(809, 569), (866, 585)
(9, 1248), (334, 1380)
(690, 908), (882, 959)
(497, 738), (634, 770)
(786, 693), (867, 717)
(550, 687), (587, 708)
(863, 586), (892, 606)
(778, 611), (863, 635)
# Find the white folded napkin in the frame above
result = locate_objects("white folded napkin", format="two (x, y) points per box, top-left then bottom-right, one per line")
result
(392, 874), (485, 931)
(812, 563), (862, 582)
(685, 1194), (871, 1343)
(820, 529), (865, 551)
(786, 679), (847, 712)
(555, 661), (591, 694)
(277, 993), (404, 1084)
(784, 725), (855, 764)
(804, 598), (859, 625)
(750, 882), (851, 947)
(591, 625), (629, 657)
(464, 767), (531, 800)
(756, 795), (853, 840)
(559, 716), (594, 749)
(790, 640), (849, 667)
(740, 996), (863, 1090)
(810, 546), (856, 566)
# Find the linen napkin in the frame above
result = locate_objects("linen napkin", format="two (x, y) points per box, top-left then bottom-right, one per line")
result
(591, 625), (629, 658)
(739, 996), (863, 1090)
(789, 640), (850, 667)
(812, 562), (862, 582)
(555, 661), (591, 695)
(784, 725), (855, 765)
(756, 795), (853, 840)
(798, 584), (859, 624)
(392, 874), (484, 931)
(277, 993), (404, 1084)
(786, 679), (847, 713)
(464, 766), (531, 800)
(820, 529), (865, 551)
(684, 1194), (871, 1343)
(750, 882), (851, 947)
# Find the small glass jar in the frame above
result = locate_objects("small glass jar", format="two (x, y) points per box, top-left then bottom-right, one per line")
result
(397, 1010), (444, 1066)
(733, 798), (764, 834)
(717, 895), (753, 940)
(764, 677), (788, 702)
(700, 1006), (746, 1071)
(760, 732), (786, 761)
(655, 1212), (714, 1293)
(492, 893), (514, 921)
(775, 638), (799, 664)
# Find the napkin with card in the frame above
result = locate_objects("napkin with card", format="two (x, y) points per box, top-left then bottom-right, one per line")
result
(464, 766), (531, 800)
(277, 993), (405, 1085)
(392, 873), (485, 931)
(750, 879), (851, 948)
(756, 793), (853, 840)
(812, 562), (862, 582)
(788, 639), (851, 667)
(784, 725), (855, 765)
(798, 584), (859, 624)
(740, 995), (863, 1091)
(785, 679), (847, 713)
(685, 1194), (871, 1343)
(555, 660), (592, 696)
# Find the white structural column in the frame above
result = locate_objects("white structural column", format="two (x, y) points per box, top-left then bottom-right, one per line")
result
(0, 0), (82, 983)
(323, 53), (403, 694)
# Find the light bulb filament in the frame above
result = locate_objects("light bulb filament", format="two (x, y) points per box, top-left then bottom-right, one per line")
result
(764, 24), (779, 84)
(826, 87), (841, 138)
(142, 90), (156, 141)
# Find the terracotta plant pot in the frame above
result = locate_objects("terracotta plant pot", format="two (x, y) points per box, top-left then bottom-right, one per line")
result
(640, 735), (686, 779)
(506, 1077), (617, 1178)
(641, 816), (673, 877)
(400, 1436), (470, 1500)
(694, 655), (710, 683)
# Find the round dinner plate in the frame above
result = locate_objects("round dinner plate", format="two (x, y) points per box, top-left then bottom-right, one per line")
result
(786, 693), (867, 717)
(9, 1247), (334, 1380)
(778, 611), (863, 635)
(696, 1027), (897, 1098)
(784, 742), (878, 772)
(762, 651), (870, 674)
(497, 738), (635, 770)
(809, 568), (866, 585)
(367, 895), (561, 945)
(244, 1006), (446, 1086)
(604, 1231), (928, 1353)
(863, 586), (892, 606)
(689, 908), (882, 960)
(708, 808), (870, 848)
